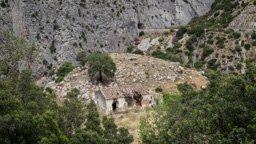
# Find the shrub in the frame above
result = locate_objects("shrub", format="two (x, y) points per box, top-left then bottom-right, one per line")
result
(43, 59), (48, 65)
(139, 31), (145, 37)
(155, 87), (163, 92)
(56, 62), (74, 82)
(170, 27), (175, 32)
(173, 42), (182, 49)
(228, 66), (234, 71)
(163, 30), (170, 35)
(158, 37), (164, 42)
(1, 1), (6, 8)
(49, 70), (55, 76)
(133, 49), (144, 55)
(127, 45), (135, 53)
(207, 59), (220, 70)
(76, 51), (87, 66)
(152, 51), (182, 63)
(53, 24), (59, 30)
(241, 40), (245, 47)
(55, 76), (64, 83)
(194, 61), (205, 69)
(252, 32), (256, 39)
(201, 46), (214, 60)
(186, 40), (194, 51)
(207, 39), (214, 44)
(235, 46), (242, 52)
(45, 87), (54, 94)
(49, 40), (56, 53)
(236, 63), (242, 70)
(252, 41), (256, 46)
(176, 27), (187, 39)
(233, 32), (241, 39)
(244, 44), (251, 50)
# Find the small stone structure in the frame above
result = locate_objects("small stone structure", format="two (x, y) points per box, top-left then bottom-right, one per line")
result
(95, 84), (155, 114)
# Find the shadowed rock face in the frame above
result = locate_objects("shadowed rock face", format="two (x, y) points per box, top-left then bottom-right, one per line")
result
(0, 0), (214, 79)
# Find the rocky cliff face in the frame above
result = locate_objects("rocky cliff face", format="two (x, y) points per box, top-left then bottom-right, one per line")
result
(0, 0), (214, 78)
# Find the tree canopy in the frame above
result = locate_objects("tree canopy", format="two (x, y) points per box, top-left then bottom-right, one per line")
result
(139, 64), (256, 144)
(86, 52), (116, 83)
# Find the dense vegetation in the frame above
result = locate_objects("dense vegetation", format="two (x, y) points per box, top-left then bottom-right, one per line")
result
(0, 34), (132, 144)
(139, 64), (256, 143)
(0, 72), (133, 143)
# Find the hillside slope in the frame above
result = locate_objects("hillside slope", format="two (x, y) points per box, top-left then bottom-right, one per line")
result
(44, 53), (207, 100)
(133, 0), (256, 73)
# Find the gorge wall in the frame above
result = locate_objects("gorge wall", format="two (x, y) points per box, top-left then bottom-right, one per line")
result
(0, 0), (214, 79)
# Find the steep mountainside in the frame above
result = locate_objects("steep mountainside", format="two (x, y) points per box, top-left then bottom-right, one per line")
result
(134, 0), (256, 73)
(0, 0), (214, 78)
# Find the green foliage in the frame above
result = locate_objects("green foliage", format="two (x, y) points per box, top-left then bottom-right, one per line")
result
(57, 88), (86, 138)
(235, 46), (242, 52)
(201, 46), (214, 60)
(152, 51), (182, 63)
(133, 49), (144, 55)
(233, 32), (241, 39)
(194, 61), (205, 69)
(139, 31), (145, 37)
(71, 101), (133, 144)
(55, 62), (74, 83)
(155, 87), (163, 92)
(76, 51), (87, 66)
(56, 62), (74, 77)
(50, 40), (56, 54)
(252, 41), (256, 46)
(158, 37), (164, 42)
(251, 32), (256, 39)
(162, 92), (180, 104)
(1, 1), (6, 8)
(0, 32), (37, 76)
(0, 70), (69, 144)
(207, 59), (220, 70)
(127, 45), (135, 53)
(187, 25), (204, 37)
(244, 44), (251, 50)
(186, 39), (194, 52)
(140, 67), (256, 143)
(176, 27), (187, 39)
(170, 27), (175, 32)
(86, 52), (116, 83)
(163, 30), (170, 35)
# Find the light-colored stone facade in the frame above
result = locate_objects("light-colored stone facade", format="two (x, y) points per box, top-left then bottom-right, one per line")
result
(95, 85), (157, 114)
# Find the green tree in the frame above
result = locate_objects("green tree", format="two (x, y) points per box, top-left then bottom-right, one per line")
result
(0, 32), (37, 76)
(55, 62), (74, 83)
(85, 100), (103, 134)
(86, 52), (116, 83)
(139, 66), (256, 143)
(0, 70), (68, 144)
(57, 88), (86, 138)
(76, 51), (87, 66)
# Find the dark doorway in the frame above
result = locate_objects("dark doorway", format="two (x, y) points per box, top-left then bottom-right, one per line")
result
(134, 93), (142, 106)
(112, 102), (117, 111)
(125, 98), (133, 107)
(138, 23), (144, 29)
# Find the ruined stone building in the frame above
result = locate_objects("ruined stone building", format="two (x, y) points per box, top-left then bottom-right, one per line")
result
(95, 84), (155, 114)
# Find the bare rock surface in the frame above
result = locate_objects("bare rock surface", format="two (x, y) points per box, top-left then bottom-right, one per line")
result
(0, 0), (214, 78)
